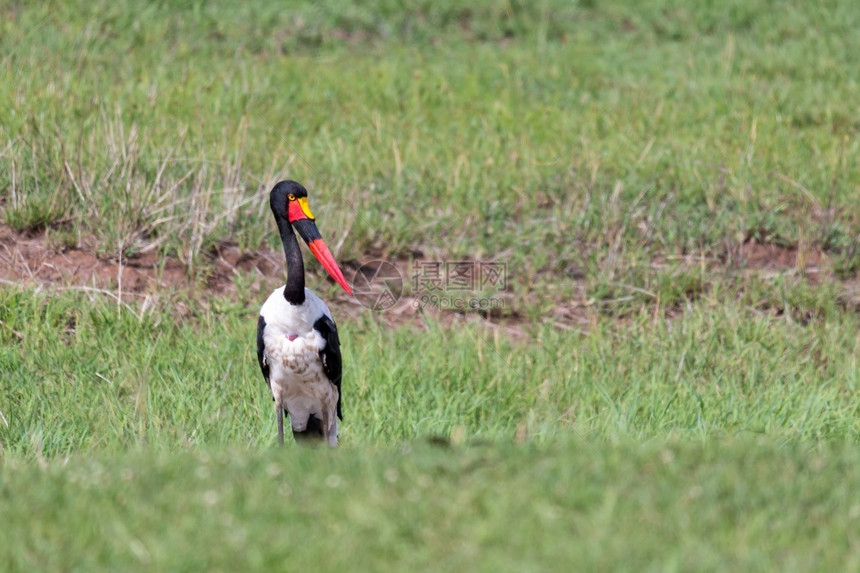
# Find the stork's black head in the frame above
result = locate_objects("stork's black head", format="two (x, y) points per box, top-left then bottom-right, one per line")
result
(270, 180), (311, 223)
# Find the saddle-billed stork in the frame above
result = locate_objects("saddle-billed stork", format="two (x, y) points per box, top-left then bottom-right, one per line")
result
(256, 180), (353, 446)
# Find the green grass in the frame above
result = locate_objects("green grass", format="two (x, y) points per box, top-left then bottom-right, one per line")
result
(2, 0), (859, 279)
(2, 0), (860, 569)
(1, 288), (857, 457)
(2, 440), (859, 571)
(1, 287), (858, 569)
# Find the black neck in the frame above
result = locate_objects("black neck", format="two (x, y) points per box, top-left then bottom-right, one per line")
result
(277, 218), (305, 305)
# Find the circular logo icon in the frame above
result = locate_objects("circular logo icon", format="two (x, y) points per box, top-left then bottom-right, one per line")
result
(352, 261), (403, 311)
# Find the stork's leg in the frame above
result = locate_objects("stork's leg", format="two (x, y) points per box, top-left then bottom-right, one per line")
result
(277, 402), (284, 447)
(322, 410), (338, 447)
(327, 417), (339, 447)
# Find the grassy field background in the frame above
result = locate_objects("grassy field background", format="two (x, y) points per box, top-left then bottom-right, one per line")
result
(1, 0), (859, 570)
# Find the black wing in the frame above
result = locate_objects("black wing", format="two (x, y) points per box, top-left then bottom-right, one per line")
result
(313, 315), (343, 420)
(256, 315), (271, 390)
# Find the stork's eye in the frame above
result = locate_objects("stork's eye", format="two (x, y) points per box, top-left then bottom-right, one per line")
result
(287, 193), (296, 201)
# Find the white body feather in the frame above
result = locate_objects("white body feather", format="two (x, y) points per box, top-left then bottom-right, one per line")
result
(259, 287), (339, 446)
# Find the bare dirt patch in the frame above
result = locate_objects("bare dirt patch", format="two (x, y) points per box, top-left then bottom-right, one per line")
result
(1, 226), (856, 331)
(0, 226), (525, 334)
(0, 226), (279, 296)
(724, 239), (825, 281)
